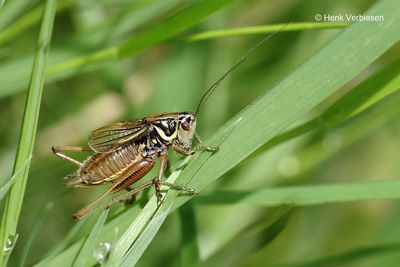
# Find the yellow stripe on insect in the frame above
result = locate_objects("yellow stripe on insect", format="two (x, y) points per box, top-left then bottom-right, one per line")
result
(153, 125), (178, 141)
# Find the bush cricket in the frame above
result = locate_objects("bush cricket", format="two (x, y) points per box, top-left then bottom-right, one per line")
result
(52, 24), (287, 220)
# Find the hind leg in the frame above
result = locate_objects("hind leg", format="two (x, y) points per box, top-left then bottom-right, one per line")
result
(73, 156), (155, 220)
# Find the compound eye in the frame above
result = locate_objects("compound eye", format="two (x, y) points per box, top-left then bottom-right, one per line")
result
(181, 122), (191, 131)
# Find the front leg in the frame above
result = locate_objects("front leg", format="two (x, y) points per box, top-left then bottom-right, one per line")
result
(171, 143), (195, 156)
(195, 132), (219, 152)
(171, 142), (218, 157)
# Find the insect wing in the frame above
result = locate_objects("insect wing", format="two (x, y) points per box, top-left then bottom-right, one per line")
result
(88, 119), (148, 152)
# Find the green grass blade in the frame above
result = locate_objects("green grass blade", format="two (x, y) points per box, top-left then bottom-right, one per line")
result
(195, 180), (400, 207)
(125, 0), (400, 262)
(0, 0), (231, 99)
(0, 0), (71, 46)
(274, 243), (400, 267)
(186, 22), (348, 41)
(105, 159), (190, 267)
(35, 206), (144, 266)
(119, 202), (174, 266)
(42, 217), (93, 259)
(172, 0), (399, 209)
(35, 241), (83, 267)
(0, 157), (31, 202)
(16, 203), (53, 267)
(104, 199), (159, 266)
(179, 203), (199, 267)
(0, 0), (39, 31)
(249, 57), (400, 159)
(199, 207), (294, 267)
(118, 0), (232, 57)
(0, 10), (349, 100)
(321, 59), (400, 125)
(67, 0), (181, 50)
(49, 0), (233, 71)
(32, 0), (400, 265)
(280, 91), (400, 183)
(108, 121), (241, 267)
(119, 1), (400, 264)
(0, 4), (44, 46)
(72, 209), (109, 267)
(0, 19), (350, 100)
(0, 0), (56, 264)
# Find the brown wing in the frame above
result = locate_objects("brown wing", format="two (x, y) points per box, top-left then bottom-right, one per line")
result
(88, 119), (148, 153)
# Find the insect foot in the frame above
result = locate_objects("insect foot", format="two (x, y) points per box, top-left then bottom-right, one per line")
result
(160, 181), (198, 195)
(197, 145), (219, 153)
(205, 146), (219, 153)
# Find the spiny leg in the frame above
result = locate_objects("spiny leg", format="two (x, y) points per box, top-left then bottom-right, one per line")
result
(74, 178), (143, 220)
(171, 139), (218, 158)
(158, 181), (198, 195)
(73, 157), (155, 220)
(101, 180), (154, 210)
(73, 184), (116, 220)
(74, 152), (199, 219)
(98, 178), (199, 211)
(52, 145), (93, 167)
(171, 143), (195, 156)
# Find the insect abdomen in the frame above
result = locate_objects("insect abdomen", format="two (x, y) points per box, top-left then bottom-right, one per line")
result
(79, 143), (145, 184)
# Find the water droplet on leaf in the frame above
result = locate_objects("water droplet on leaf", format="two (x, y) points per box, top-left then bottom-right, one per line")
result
(93, 242), (112, 264)
(4, 235), (18, 253)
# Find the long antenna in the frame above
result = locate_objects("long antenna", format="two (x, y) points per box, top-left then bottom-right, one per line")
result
(195, 23), (289, 115)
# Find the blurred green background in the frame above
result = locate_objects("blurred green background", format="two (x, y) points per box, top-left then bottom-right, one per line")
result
(1, 0), (400, 266)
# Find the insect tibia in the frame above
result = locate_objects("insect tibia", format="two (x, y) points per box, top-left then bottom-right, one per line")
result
(64, 172), (83, 187)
